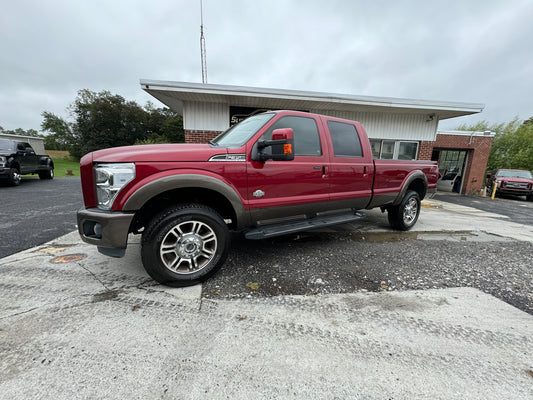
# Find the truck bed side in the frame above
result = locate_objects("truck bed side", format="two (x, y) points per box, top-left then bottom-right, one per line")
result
(369, 159), (438, 208)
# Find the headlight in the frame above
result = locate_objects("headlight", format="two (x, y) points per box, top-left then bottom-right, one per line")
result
(94, 163), (135, 210)
(0, 156), (6, 167)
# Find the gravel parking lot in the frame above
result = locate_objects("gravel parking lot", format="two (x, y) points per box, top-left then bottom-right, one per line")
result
(204, 225), (533, 315)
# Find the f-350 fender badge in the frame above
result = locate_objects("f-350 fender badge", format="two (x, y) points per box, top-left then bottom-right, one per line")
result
(253, 190), (265, 198)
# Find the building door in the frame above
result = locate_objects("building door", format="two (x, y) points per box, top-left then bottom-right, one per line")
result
(436, 150), (468, 193)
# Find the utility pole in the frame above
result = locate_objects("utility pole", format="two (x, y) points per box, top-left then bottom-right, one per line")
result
(200, 0), (208, 84)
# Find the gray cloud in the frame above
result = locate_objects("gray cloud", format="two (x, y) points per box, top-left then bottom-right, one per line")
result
(1, 0), (531, 131)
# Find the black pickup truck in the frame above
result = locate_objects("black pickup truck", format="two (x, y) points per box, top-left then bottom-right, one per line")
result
(0, 139), (54, 186)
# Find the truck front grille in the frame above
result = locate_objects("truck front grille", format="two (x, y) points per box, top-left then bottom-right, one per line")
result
(503, 181), (530, 190)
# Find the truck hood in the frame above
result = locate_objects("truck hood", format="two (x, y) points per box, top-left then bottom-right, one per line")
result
(90, 143), (233, 163)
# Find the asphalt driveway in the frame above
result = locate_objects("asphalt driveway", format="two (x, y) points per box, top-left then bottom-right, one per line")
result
(435, 192), (533, 226)
(0, 177), (82, 258)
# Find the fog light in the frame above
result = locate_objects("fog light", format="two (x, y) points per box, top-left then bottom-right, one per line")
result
(83, 221), (103, 239)
(94, 223), (102, 237)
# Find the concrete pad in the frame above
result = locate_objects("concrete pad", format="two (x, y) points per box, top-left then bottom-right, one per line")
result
(342, 198), (533, 243)
(417, 199), (533, 242)
(1, 231), (533, 399)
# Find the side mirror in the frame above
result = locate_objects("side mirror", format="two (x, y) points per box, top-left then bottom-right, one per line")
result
(253, 128), (295, 162)
(486, 173), (493, 179)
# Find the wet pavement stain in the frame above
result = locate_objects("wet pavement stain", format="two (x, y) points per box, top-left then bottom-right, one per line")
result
(350, 232), (418, 242)
(51, 254), (87, 263)
(348, 230), (515, 243)
(34, 245), (73, 254)
(92, 290), (120, 303)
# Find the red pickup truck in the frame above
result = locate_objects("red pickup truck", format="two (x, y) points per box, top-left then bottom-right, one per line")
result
(486, 169), (533, 201)
(78, 110), (438, 286)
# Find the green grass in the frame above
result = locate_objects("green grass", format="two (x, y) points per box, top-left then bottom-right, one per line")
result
(21, 150), (80, 178)
(47, 150), (80, 177)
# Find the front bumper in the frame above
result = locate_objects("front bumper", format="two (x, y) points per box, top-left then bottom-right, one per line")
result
(496, 187), (533, 196)
(77, 208), (135, 257)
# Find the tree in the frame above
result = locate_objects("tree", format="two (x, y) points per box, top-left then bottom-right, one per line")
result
(455, 117), (533, 173)
(68, 90), (148, 158)
(161, 116), (185, 143)
(139, 103), (184, 144)
(41, 90), (185, 159)
(488, 119), (533, 172)
(522, 116), (533, 127)
(0, 126), (41, 137)
(41, 111), (74, 151)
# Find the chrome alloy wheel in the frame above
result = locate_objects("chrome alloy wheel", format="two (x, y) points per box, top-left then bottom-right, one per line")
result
(403, 197), (418, 225)
(159, 220), (218, 274)
(10, 169), (21, 185)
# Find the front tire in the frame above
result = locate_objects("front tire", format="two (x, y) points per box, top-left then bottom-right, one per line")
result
(141, 204), (230, 287)
(8, 168), (21, 186)
(388, 190), (421, 231)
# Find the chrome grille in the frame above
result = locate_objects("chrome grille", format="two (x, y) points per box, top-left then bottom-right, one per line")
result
(503, 181), (530, 189)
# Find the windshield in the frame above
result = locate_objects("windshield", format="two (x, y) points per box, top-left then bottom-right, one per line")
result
(496, 170), (533, 179)
(0, 139), (15, 153)
(211, 113), (275, 148)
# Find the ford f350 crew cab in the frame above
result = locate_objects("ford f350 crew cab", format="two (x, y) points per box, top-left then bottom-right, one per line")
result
(78, 110), (438, 286)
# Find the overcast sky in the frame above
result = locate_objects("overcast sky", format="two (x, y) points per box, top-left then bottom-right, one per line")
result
(2, 0), (532, 132)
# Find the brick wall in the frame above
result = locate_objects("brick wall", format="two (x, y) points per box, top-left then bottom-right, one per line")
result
(420, 134), (494, 195)
(185, 130), (223, 144)
(418, 141), (434, 161)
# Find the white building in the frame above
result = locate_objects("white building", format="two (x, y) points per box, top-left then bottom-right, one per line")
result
(140, 80), (489, 194)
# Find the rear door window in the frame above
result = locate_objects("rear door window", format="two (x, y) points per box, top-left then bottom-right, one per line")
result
(327, 121), (362, 157)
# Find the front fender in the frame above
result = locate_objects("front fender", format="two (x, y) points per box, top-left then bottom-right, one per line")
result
(120, 172), (248, 226)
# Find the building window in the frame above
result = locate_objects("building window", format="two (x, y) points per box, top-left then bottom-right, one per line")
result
(398, 141), (418, 160)
(370, 139), (419, 160)
(370, 140), (381, 159)
(381, 140), (396, 159)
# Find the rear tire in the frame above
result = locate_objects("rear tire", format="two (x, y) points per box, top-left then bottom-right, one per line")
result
(39, 167), (54, 180)
(141, 204), (230, 287)
(388, 190), (421, 231)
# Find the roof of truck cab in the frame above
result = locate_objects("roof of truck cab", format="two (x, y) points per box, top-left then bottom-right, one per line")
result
(140, 80), (484, 120)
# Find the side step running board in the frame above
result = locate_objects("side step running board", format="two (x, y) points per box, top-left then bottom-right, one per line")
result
(244, 211), (366, 240)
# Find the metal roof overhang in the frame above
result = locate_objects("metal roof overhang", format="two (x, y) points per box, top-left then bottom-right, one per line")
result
(140, 79), (484, 120)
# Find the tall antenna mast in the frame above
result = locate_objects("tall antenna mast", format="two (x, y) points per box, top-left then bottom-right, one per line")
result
(200, 0), (208, 84)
